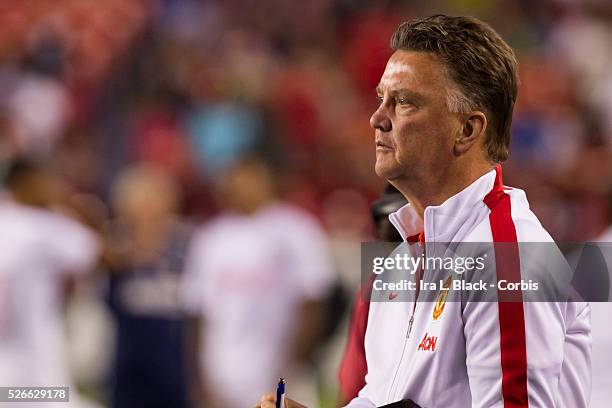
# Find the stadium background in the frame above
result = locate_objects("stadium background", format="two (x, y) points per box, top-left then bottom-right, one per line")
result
(0, 0), (611, 407)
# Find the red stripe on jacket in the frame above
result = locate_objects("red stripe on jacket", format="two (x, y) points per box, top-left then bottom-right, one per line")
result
(484, 165), (529, 408)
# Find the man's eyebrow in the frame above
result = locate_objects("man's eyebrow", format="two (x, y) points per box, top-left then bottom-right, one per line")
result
(375, 86), (425, 101)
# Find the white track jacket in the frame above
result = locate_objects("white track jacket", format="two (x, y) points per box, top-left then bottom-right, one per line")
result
(346, 166), (591, 408)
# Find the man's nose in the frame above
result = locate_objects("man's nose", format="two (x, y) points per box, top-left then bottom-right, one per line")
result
(370, 105), (391, 132)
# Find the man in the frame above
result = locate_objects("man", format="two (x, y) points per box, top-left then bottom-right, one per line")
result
(0, 160), (100, 407)
(105, 163), (193, 408)
(257, 15), (591, 407)
(183, 155), (335, 407)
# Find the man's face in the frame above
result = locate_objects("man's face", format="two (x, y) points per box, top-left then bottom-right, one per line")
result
(217, 159), (274, 213)
(371, 50), (462, 182)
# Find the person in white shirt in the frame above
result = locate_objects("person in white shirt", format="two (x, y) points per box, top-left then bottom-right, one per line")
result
(182, 155), (335, 408)
(0, 160), (100, 406)
(257, 15), (591, 408)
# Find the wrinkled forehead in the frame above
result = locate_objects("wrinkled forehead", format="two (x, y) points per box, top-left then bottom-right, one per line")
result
(377, 51), (449, 93)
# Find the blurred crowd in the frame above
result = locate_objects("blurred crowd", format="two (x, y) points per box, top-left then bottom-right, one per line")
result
(1, 0), (612, 407)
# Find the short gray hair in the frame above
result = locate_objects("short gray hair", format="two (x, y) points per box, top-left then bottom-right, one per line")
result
(391, 15), (518, 162)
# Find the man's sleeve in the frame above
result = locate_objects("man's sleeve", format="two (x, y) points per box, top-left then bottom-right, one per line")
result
(464, 297), (592, 408)
(44, 212), (100, 275)
(470, 190), (591, 407)
(555, 301), (591, 407)
(463, 299), (568, 407)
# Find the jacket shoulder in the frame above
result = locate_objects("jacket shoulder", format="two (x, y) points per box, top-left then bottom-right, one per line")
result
(464, 187), (554, 243)
(506, 188), (555, 243)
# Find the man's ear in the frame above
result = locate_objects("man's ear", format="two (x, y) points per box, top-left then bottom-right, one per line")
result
(454, 111), (487, 156)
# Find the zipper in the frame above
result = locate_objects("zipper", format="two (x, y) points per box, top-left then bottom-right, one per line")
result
(407, 314), (415, 338)
(406, 255), (423, 339)
(388, 241), (425, 400)
(388, 289), (419, 400)
(388, 257), (424, 399)
(387, 333), (410, 400)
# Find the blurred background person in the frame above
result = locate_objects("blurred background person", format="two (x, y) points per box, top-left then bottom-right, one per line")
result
(6, 28), (71, 158)
(104, 163), (193, 408)
(0, 159), (101, 407)
(181, 154), (336, 408)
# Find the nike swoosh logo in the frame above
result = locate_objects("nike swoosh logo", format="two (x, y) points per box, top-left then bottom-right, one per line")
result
(389, 292), (398, 300)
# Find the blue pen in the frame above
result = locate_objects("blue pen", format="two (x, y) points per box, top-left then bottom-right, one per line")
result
(275, 378), (285, 408)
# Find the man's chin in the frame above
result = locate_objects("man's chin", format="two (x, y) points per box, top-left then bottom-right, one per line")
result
(374, 162), (402, 180)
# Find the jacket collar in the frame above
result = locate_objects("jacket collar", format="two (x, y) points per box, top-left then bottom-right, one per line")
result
(389, 165), (502, 242)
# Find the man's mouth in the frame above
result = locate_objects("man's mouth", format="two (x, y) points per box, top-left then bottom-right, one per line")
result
(376, 140), (393, 150)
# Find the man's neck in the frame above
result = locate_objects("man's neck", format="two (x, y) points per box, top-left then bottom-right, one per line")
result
(391, 162), (495, 220)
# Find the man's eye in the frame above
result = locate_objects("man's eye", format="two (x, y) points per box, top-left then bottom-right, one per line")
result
(397, 97), (412, 106)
